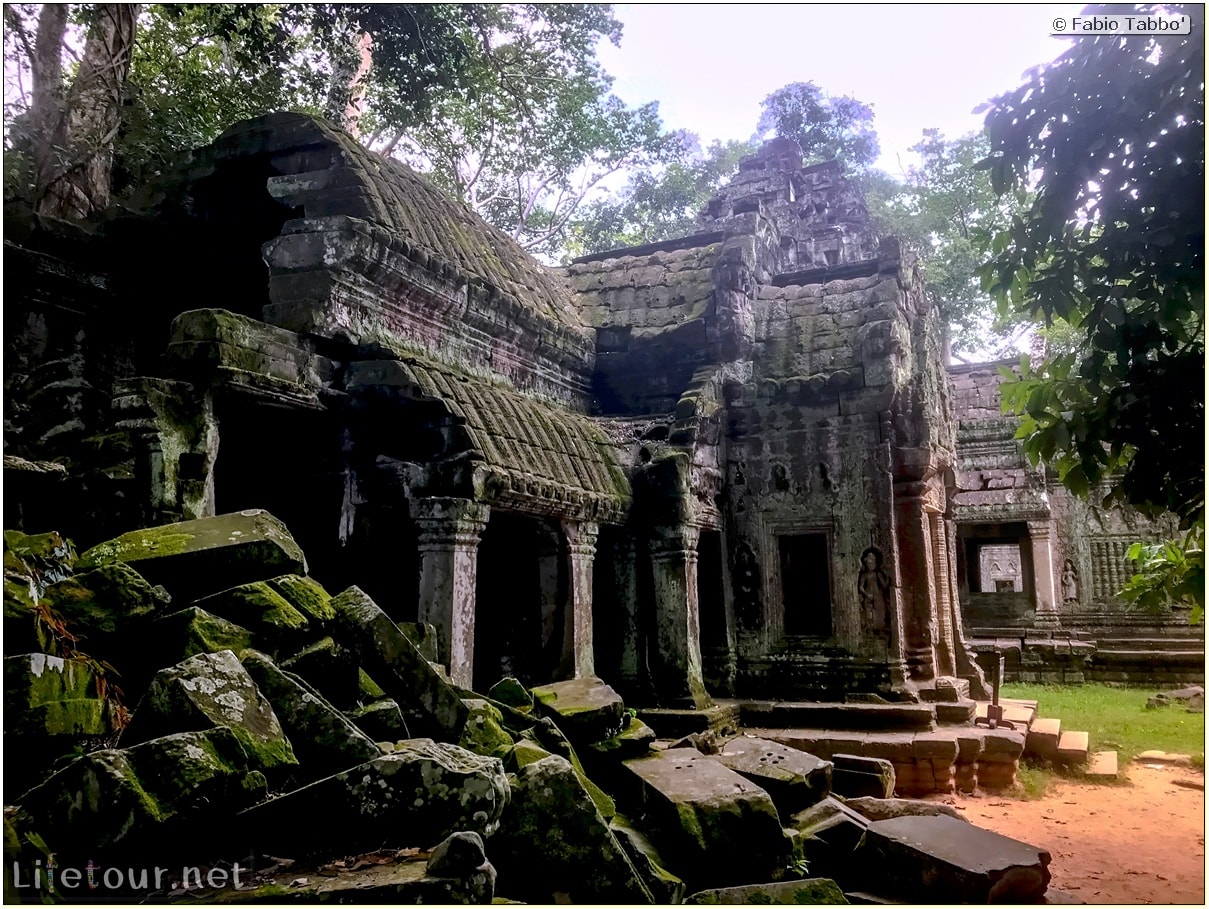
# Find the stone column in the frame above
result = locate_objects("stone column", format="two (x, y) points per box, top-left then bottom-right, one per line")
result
(409, 497), (490, 688)
(648, 525), (712, 709)
(560, 519), (599, 679)
(1027, 520), (1060, 629)
(929, 511), (957, 677)
(894, 481), (939, 682)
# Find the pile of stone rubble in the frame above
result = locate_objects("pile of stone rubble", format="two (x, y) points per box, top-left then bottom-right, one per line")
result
(5, 510), (1055, 904)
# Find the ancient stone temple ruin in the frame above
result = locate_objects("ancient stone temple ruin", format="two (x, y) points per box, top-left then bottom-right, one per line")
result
(5, 113), (1198, 713)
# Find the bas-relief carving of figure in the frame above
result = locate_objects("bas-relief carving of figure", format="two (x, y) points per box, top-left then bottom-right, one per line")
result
(859, 546), (892, 636)
(1062, 559), (1079, 603)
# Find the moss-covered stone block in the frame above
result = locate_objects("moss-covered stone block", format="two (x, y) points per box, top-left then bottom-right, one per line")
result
(346, 698), (410, 741)
(586, 714), (657, 761)
(43, 561), (170, 639)
(491, 755), (653, 904)
(330, 586), (467, 739)
(144, 606), (254, 671)
(488, 676), (534, 711)
(78, 510), (306, 601)
(5, 653), (109, 737)
(525, 718), (616, 820)
(684, 879), (849, 904)
(279, 636), (361, 709)
(532, 676), (627, 743)
(458, 698), (515, 759)
(268, 574), (335, 623)
(123, 650), (297, 774)
(610, 812), (687, 904)
(192, 580), (310, 649)
(238, 739), (509, 860)
(621, 750), (792, 891)
(240, 649), (379, 779)
(506, 739), (554, 772)
(16, 727), (260, 858)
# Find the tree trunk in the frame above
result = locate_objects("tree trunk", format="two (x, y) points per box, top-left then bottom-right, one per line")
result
(324, 31), (373, 138)
(34, 4), (140, 221)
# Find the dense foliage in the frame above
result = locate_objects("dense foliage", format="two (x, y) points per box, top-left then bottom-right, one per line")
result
(977, 3), (1204, 615)
(3, 3), (680, 252)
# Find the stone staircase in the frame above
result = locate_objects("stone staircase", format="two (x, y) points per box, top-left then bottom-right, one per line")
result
(975, 697), (1118, 779)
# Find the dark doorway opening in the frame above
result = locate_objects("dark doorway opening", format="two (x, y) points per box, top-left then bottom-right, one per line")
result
(698, 530), (727, 648)
(474, 512), (563, 691)
(779, 533), (832, 636)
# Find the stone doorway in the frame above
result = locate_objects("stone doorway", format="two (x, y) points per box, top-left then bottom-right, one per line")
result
(779, 533), (832, 637)
(474, 511), (565, 691)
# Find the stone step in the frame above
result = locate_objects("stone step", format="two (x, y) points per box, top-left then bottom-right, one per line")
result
(1024, 717), (1061, 758)
(1055, 730), (1089, 765)
(973, 700), (1035, 730)
(741, 701), (935, 732)
(638, 703), (741, 739)
(934, 700), (977, 725)
(1085, 750), (1118, 780)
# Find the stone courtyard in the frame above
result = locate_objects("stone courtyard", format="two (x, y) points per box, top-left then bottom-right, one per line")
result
(4, 113), (1202, 903)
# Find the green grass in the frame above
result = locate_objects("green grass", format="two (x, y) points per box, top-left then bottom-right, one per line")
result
(1001, 682), (1206, 767)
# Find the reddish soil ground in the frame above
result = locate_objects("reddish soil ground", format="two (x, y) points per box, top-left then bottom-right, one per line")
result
(934, 762), (1205, 904)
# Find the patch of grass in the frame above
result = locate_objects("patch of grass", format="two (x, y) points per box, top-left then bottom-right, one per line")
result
(1001, 682), (1206, 766)
(1013, 762), (1055, 799)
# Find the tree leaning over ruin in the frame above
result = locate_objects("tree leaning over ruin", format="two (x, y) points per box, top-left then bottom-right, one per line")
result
(976, 2), (1205, 615)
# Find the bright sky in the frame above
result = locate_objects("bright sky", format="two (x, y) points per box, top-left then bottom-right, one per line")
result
(598, 3), (1077, 176)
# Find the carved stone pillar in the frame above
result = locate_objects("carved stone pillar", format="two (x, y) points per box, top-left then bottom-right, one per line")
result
(648, 525), (712, 709)
(409, 497), (490, 688)
(929, 511), (957, 677)
(894, 481), (939, 682)
(560, 519), (599, 679)
(1027, 520), (1060, 629)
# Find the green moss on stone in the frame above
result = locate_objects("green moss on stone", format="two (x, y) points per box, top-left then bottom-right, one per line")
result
(458, 699), (515, 760)
(268, 574), (335, 622)
(193, 581), (310, 642)
(358, 668), (386, 700)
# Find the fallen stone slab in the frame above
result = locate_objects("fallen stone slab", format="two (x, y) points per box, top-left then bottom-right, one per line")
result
(122, 649), (297, 773)
(347, 698), (411, 741)
(43, 560), (170, 639)
(831, 753), (895, 799)
(144, 606), (254, 670)
(714, 735), (833, 814)
(1146, 685), (1204, 711)
(844, 796), (967, 823)
(191, 580), (312, 650)
(789, 796), (870, 883)
(423, 830), (497, 904)
(621, 750), (791, 890)
(1085, 750), (1118, 780)
(491, 754), (653, 904)
(684, 878), (848, 904)
(78, 510), (306, 601)
(1135, 749), (1196, 765)
(238, 739), (508, 858)
(856, 814), (1051, 903)
(610, 813), (686, 904)
(458, 697), (515, 759)
(240, 650), (380, 778)
(279, 636), (360, 709)
(5, 652), (108, 738)
(532, 676), (627, 742)
(586, 714), (658, 761)
(330, 586), (467, 739)
(17, 727), (262, 857)
(266, 573), (336, 623)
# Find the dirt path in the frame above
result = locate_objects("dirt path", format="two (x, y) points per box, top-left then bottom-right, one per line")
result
(933, 762), (1205, 904)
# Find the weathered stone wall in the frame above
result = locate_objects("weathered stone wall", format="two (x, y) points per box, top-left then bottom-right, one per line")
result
(563, 241), (720, 415)
(949, 360), (1195, 642)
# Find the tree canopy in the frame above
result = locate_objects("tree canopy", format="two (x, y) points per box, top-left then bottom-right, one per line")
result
(756, 81), (879, 172)
(3, 2), (680, 250)
(977, 3), (1204, 613)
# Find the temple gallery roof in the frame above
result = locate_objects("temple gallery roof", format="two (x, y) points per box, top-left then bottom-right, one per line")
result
(130, 112), (586, 338)
(349, 354), (630, 522)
